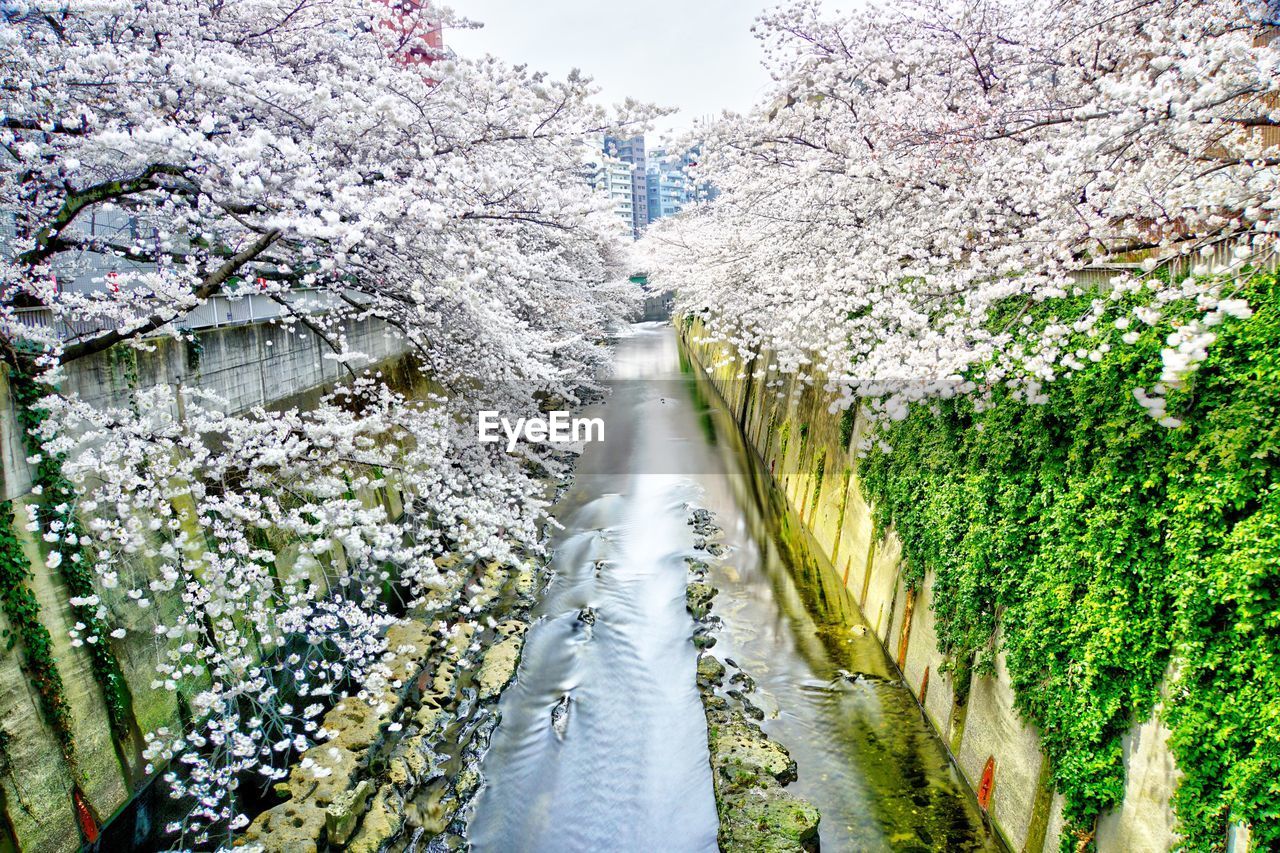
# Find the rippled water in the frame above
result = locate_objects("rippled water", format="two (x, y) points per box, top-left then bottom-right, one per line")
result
(468, 323), (720, 852)
(468, 322), (997, 852)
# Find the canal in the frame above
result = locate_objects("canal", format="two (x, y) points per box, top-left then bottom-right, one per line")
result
(468, 322), (997, 852)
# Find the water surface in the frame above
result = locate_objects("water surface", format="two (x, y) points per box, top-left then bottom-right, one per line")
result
(470, 323), (996, 852)
(469, 323), (720, 851)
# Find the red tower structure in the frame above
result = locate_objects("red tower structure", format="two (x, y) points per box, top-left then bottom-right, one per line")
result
(378, 0), (444, 66)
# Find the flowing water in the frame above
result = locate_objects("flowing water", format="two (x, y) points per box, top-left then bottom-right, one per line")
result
(468, 322), (997, 852)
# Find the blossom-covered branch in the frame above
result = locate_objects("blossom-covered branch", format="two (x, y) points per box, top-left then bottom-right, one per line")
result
(644, 0), (1279, 418)
(2, 0), (652, 845)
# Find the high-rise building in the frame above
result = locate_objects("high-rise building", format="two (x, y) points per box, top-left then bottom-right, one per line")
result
(584, 149), (637, 231)
(604, 135), (649, 238)
(646, 149), (690, 222)
(645, 145), (715, 225)
(588, 136), (715, 238)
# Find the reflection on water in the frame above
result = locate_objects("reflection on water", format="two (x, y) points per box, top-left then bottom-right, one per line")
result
(469, 323), (997, 853)
(679, 334), (999, 853)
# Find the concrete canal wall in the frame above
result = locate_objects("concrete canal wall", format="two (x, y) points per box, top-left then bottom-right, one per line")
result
(0, 316), (410, 852)
(678, 317), (1184, 853)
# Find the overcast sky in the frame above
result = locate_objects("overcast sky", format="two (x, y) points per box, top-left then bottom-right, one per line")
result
(444, 0), (780, 140)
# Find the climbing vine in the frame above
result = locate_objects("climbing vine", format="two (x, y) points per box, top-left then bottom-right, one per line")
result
(0, 498), (75, 761)
(182, 330), (204, 373)
(838, 407), (855, 452)
(9, 367), (132, 739)
(859, 271), (1280, 851)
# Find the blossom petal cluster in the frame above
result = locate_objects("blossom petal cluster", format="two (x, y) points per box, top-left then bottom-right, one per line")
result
(644, 0), (1280, 416)
(2, 0), (649, 844)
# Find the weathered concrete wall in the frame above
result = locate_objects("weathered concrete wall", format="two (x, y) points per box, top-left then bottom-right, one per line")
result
(634, 289), (674, 322)
(0, 316), (410, 852)
(678, 317), (1185, 853)
(2, 315), (409, 502)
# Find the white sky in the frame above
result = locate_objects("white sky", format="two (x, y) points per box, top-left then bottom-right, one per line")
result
(444, 0), (781, 140)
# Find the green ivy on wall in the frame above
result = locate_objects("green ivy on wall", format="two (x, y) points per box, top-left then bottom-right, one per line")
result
(839, 407), (855, 451)
(182, 330), (204, 373)
(858, 271), (1280, 851)
(9, 368), (133, 740)
(0, 499), (76, 761)
(811, 456), (825, 509)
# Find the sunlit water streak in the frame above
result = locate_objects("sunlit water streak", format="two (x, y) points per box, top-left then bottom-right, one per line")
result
(468, 323), (719, 852)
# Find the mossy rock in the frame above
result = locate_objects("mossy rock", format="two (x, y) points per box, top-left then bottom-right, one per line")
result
(477, 631), (525, 700)
(347, 785), (405, 853)
(692, 632), (718, 650)
(686, 581), (716, 618)
(708, 713), (798, 786)
(242, 801), (325, 853)
(685, 558), (711, 575)
(514, 568), (539, 601)
(324, 779), (373, 846)
(719, 784), (820, 852)
(697, 654), (726, 689)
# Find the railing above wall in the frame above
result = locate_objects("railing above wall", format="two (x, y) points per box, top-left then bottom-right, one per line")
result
(4, 288), (344, 342)
(1072, 239), (1280, 287)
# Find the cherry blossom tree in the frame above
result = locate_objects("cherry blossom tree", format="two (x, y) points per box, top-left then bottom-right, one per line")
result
(645, 0), (1280, 419)
(2, 0), (648, 844)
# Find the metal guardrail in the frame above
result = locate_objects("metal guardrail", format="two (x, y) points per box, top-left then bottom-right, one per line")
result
(4, 288), (344, 342)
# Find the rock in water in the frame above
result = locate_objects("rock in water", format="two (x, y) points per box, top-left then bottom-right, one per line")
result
(686, 582), (716, 619)
(574, 607), (597, 641)
(697, 655), (727, 689)
(688, 508), (721, 537)
(550, 693), (572, 741)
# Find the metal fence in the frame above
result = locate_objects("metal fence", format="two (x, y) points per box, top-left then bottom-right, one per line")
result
(5, 288), (345, 342)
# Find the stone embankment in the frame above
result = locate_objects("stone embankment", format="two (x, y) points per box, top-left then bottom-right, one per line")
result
(0, 315), (411, 853)
(244, 556), (543, 852)
(684, 507), (820, 852)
